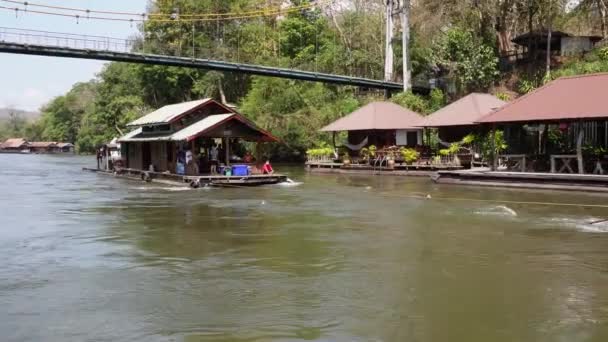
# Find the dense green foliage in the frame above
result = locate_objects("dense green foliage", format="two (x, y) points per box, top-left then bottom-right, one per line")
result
(551, 47), (608, 79)
(9, 0), (607, 157)
(431, 28), (499, 95)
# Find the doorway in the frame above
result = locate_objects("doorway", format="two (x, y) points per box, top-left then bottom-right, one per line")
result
(406, 131), (418, 147)
(142, 142), (151, 170)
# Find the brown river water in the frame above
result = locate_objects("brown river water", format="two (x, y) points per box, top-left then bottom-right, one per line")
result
(1, 154), (608, 342)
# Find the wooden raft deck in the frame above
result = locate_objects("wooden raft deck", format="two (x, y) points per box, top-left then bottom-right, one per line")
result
(83, 167), (287, 187)
(305, 161), (463, 177)
(434, 170), (608, 193)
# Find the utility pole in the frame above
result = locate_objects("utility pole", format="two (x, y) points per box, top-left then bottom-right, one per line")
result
(385, 1), (410, 92)
(399, 0), (411, 92)
(384, 0), (395, 83)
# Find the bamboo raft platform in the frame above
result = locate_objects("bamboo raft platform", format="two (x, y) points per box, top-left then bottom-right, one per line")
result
(83, 167), (287, 187)
(433, 170), (608, 193)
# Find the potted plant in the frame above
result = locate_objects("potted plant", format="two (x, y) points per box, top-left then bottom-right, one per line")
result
(368, 145), (377, 159)
(359, 147), (369, 163)
(400, 147), (420, 165)
(342, 153), (351, 166)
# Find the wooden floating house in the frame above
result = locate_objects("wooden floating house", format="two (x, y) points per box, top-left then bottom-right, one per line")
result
(90, 98), (286, 186)
(0, 138), (29, 153)
(0, 139), (74, 154)
(420, 93), (506, 143)
(435, 73), (608, 192)
(309, 101), (464, 174)
(321, 101), (424, 149)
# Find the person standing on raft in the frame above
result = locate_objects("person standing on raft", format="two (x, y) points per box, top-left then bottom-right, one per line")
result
(262, 158), (274, 175)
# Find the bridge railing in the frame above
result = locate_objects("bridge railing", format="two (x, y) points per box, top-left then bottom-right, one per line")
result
(0, 27), (137, 52)
(0, 26), (387, 82)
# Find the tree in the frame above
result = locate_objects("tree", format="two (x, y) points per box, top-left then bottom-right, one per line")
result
(431, 27), (499, 94)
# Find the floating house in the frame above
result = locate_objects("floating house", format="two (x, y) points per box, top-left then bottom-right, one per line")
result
(320, 101), (424, 150)
(56, 143), (75, 153)
(0, 138), (30, 153)
(436, 73), (608, 192)
(29, 142), (58, 154)
(421, 93), (506, 142)
(309, 101), (466, 174)
(111, 99), (284, 186)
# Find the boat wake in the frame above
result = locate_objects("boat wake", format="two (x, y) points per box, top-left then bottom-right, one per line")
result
(474, 205), (518, 217)
(277, 178), (303, 187)
(541, 216), (608, 233)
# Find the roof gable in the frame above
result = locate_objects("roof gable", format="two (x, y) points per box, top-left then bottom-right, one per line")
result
(320, 102), (424, 131)
(477, 73), (608, 123)
(422, 93), (506, 127)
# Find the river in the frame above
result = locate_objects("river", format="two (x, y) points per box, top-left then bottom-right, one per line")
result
(1, 154), (608, 342)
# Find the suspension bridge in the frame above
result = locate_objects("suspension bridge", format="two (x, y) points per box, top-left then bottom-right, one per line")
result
(0, 26), (425, 93)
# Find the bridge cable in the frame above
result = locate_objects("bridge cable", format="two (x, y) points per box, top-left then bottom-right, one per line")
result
(0, 0), (330, 19)
(0, 5), (318, 23)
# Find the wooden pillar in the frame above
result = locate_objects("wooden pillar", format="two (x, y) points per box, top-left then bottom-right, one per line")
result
(576, 125), (584, 174)
(224, 137), (230, 166)
(105, 146), (110, 170)
(491, 124), (498, 171)
(332, 132), (336, 149)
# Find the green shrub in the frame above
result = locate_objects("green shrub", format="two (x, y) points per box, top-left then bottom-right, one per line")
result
(306, 142), (334, 159)
(599, 47), (608, 62)
(368, 145), (377, 157)
(399, 147), (420, 164)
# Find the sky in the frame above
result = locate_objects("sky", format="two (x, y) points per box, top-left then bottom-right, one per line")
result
(0, 0), (147, 111)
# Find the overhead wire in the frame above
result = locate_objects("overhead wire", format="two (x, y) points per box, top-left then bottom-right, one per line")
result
(0, 5), (324, 23)
(0, 0), (329, 20)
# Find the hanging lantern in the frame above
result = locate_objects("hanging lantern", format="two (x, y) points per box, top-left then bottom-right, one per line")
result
(559, 122), (568, 132)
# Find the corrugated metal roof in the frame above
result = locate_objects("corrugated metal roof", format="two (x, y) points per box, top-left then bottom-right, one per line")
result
(477, 73), (608, 123)
(119, 128), (142, 141)
(421, 93), (506, 127)
(320, 102), (424, 131)
(127, 98), (214, 127)
(119, 114), (279, 142)
(0, 138), (28, 149)
(171, 114), (234, 141)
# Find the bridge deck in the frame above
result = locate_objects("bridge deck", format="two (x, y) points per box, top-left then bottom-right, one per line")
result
(0, 40), (426, 92)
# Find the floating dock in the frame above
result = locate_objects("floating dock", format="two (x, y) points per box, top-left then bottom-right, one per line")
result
(83, 167), (287, 187)
(433, 170), (608, 193)
(305, 162), (463, 177)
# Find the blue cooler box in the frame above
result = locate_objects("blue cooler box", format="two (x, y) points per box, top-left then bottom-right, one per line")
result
(232, 165), (249, 176)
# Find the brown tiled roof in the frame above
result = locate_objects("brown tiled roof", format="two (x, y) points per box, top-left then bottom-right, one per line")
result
(29, 142), (57, 148)
(0, 138), (28, 149)
(421, 93), (506, 127)
(477, 73), (608, 123)
(320, 102), (424, 132)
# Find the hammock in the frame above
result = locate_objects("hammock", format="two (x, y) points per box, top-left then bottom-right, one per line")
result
(339, 137), (368, 151)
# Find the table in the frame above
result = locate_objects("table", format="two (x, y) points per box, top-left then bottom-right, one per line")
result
(550, 154), (578, 174)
